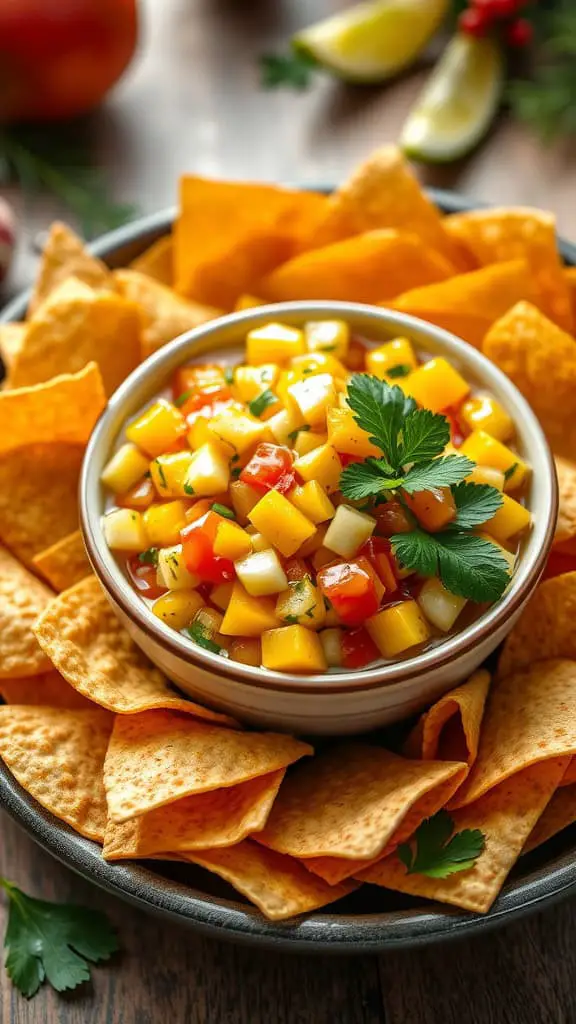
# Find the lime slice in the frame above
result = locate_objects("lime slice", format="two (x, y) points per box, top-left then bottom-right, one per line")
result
(293, 0), (450, 84)
(401, 33), (504, 163)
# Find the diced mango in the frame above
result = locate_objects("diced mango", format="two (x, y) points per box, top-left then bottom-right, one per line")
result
(229, 637), (262, 666)
(288, 373), (336, 427)
(210, 581), (235, 610)
(288, 481), (335, 524)
(246, 530), (271, 552)
(209, 408), (272, 454)
(234, 364), (279, 403)
(156, 544), (199, 590)
(213, 520), (253, 560)
(103, 508), (148, 552)
(294, 443), (342, 494)
(417, 578), (466, 632)
(246, 322), (305, 365)
(261, 624), (327, 673)
(126, 399), (187, 457)
(404, 357), (470, 412)
(483, 494), (531, 544)
(229, 480), (262, 524)
(365, 337), (417, 380)
(466, 465), (505, 490)
(326, 406), (381, 458)
(142, 501), (188, 546)
(290, 352), (349, 379)
(267, 406), (304, 445)
(275, 576), (326, 631)
(152, 590), (204, 630)
(187, 415), (234, 456)
(461, 394), (513, 443)
(403, 487), (456, 532)
(293, 429), (327, 457)
(101, 443), (150, 493)
(296, 524), (328, 558)
(150, 451), (195, 498)
(220, 582), (280, 636)
(304, 320), (350, 360)
(476, 532), (516, 574)
(184, 442), (230, 497)
(324, 504), (376, 558)
(366, 601), (430, 659)
(235, 549), (288, 596)
(248, 490), (316, 557)
(460, 430), (529, 493)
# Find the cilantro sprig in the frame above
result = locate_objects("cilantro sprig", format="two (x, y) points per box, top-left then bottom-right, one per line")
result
(186, 621), (224, 655)
(397, 810), (485, 879)
(249, 389), (277, 418)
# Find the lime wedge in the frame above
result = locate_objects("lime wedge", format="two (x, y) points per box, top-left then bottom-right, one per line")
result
(401, 33), (504, 163)
(293, 0), (450, 84)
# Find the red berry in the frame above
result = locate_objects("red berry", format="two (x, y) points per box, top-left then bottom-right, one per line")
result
(459, 8), (490, 36)
(489, 0), (524, 16)
(506, 17), (534, 47)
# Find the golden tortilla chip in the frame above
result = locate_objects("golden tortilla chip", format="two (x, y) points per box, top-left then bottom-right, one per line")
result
(0, 705), (113, 840)
(498, 574), (576, 678)
(0, 323), (26, 382)
(483, 301), (576, 459)
(33, 576), (238, 727)
(403, 670), (491, 765)
(307, 145), (470, 270)
(103, 709), (312, 822)
(389, 260), (537, 349)
(103, 769), (285, 859)
(258, 230), (454, 305)
(553, 456), (576, 553)
(565, 266), (576, 323)
(28, 222), (111, 317)
(174, 176), (326, 307)
(11, 278), (142, 395)
(0, 670), (95, 709)
(130, 234), (174, 285)
(0, 362), (105, 454)
(445, 208), (572, 331)
(31, 531), (91, 593)
(113, 269), (222, 358)
(359, 758), (567, 913)
(0, 546), (52, 679)
(0, 443), (83, 564)
(184, 840), (357, 921)
(523, 781), (576, 853)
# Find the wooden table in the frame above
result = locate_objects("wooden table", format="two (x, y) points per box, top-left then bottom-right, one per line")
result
(2, 1), (576, 1020)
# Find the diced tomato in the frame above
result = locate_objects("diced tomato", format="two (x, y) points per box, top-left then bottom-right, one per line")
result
(339, 453), (364, 468)
(180, 511), (235, 584)
(345, 337), (369, 371)
(359, 537), (398, 593)
(542, 551), (576, 581)
(443, 405), (467, 448)
(127, 557), (168, 600)
(402, 487), (456, 532)
(240, 443), (295, 494)
(284, 558), (309, 583)
(317, 561), (379, 627)
(374, 500), (412, 537)
(341, 626), (380, 669)
(180, 393), (233, 425)
(116, 477), (156, 510)
(184, 499), (213, 524)
(172, 364), (226, 401)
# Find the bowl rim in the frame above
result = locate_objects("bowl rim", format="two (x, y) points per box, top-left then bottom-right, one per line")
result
(80, 298), (558, 696)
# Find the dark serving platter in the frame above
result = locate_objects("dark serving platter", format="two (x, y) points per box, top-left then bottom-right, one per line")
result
(1, 188), (576, 953)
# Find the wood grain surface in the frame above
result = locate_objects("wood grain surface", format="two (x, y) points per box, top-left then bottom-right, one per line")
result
(2, 0), (576, 1020)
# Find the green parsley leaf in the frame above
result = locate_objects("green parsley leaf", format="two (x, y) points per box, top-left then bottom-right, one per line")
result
(288, 424), (310, 443)
(224, 366), (235, 386)
(186, 622), (222, 655)
(249, 389), (277, 418)
(401, 455), (475, 494)
(386, 364), (412, 379)
(183, 483), (195, 496)
(450, 482), (504, 530)
(503, 461), (519, 482)
(259, 51), (317, 91)
(138, 547), (159, 567)
(0, 878), (118, 998)
(154, 460), (168, 490)
(174, 390), (193, 407)
(211, 503), (235, 520)
(391, 529), (510, 602)
(283, 614), (299, 625)
(340, 459), (401, 501)
(397, 810), (485, 879)
(346, 374), (416, 466)
(400, 408), (450, 466)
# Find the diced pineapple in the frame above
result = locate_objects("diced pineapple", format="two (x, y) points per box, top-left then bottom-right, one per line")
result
(209, 408), (272, 454)
(461, 395), (513, 443)
(320, 627), (343, 667)
(288, 481), (335, 524)
(234, 294), (265, 311)
(126, 399), (187, 457)
(267, 406), (304, 445)
(184, 442), (230, 497)
(195, 606), (225, 636)
(157, 544), (199, 590)
(248, 490), (315, 557)
(290, 352), (348, 379)
(293, 443), (342, 494)
(100, 443), (150, 493)
(466, 465), (505, 491)
(288, 373), (337, 427)
(220, 583), (280, 636)
(326, 406), (381, 458)
(229, 480), (262, 524)
(246, 322), (305, 365)
(366, 601), (430, 659)
(304, 320), (350, 360)
(229, 637), (262, 665)
(417, 578), (467, 632)
(324, 505), (376, 558)
(404, 357), (470, 412)
(483, 494), (531, 544)
(210, 581), (235, 610)
(142, 501), (187, 546)
(152, 590), (204, 630)
(460, 430), (529, 493)
(213, 520), (253, 560)
(103, 508), (148, 552)
(293, 429), (327, 457)
(275, 576), (326, 631)
(365, 337), (417, 380)
(235, 549), (288, 597)
(187, 415), (235, 456)
(234, 364), (279, 403)
(262, 625), (327, 673)
(150, 451), (195, 498)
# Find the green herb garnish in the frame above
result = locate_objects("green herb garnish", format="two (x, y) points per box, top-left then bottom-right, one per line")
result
(305, 604), (316, 618)
(224, 366), (235, 386)
(231, 466), (242, 480)
(503, 462), (519, 482)
(183, 483), (195, 496)
(174, 390), (193, 407)
(249, 389), (277, 418)
(186, 621), (223, 655)
(138, 548), (159, 567)
(288, 424), (310, 444)
(386, 363), (412, 379)
(283, 614), (299, 625)
(212, 503), (235, 520)
(259, 51), (317, 91)
(397, 810), (485, 879)
(154, 460), (168, 490)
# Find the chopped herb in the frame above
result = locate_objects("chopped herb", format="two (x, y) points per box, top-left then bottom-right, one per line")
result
(174, 390), (193, 407)
(231, 466), (242, 480)
(186, 621), (223, 655)
(283, 614), (299, 625)
(224, 366), (235, 386)
(155, 460), (168, 489)
(138, 547), (159, 567)
(288, 424), (310, 443)
(259, 51), (317, 91)
(302, 367), (313, 376)
(503, 462), (519, 482)
(212, 503), (235, 520)
(144, 470), (151, 479)
(289, 577), (310, 595)
(166, 554), (179, 580)
(249, 389), (277, 418)
(183, 483), (195, 496)
(386, 364), (412, 379)
(319, 344), (337, 353)
(305, 604), (316, 618)
(397, 810), (485, 879)
(231, 453), (241, 464)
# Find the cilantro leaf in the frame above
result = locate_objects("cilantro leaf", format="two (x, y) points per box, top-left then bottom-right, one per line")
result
(174, 390), (193, 408)
(186, 621), (223, 655)
(0, 879), (118, 998)
(288, 424), (310, 443)
(249, 389), (277, 418)
(211, 503), (235, 520)
(400, 408), (450, 466)
(503, 461), (519, 482)
(259, 51), (317, 91)
(386, 364), (412, 379)
(138, 547), (159, 567)
(401, 455), (475, 494)
(224, 366), (235, 386)
(397, 810), (485, 879)
(391, 529), (510, 602)
(451, 482), (504, 530)
(339, 458), (400, 501)
(346, 374), (416, 466)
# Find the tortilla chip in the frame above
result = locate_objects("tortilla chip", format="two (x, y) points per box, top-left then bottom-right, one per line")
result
(403, 670), (491, 765)
(113, 269), (222, 358)
(0, 546), (53, 679)
(31, 531), (91, 593)
(28, 222), (111, 317)
(483, 301), (576, 459)
(11, 278), (142, 395)
(103, 710), (312, 822)
(0, 323), (25, 381)
(174, 176), (326, 306)
(183, 840), (357, 921)
(0, 443), (83, 564)
(258, 230), (454, 305)
(452, 660), (576, 808)
(523, 781), (576, 853)
(0, 670), (95, 709)
(389, 260), (538, 349)
(498, 574), (576, 678)
(552, 456), (576, 553)
(359, 758), (567, 913)
(0, 362), (105, 455)
(445, 208), (572, 331)
(33, 576), (238, 727)
(0, 705), (113, 840)
(566, 266), (576, 324)
(130, 234), (174, 285)
(103, 769), (285, 859)
(306, 145), (470, 270)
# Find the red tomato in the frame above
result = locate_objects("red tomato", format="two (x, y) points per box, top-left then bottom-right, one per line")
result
(116, 477), (155, 510)
(240, 443), (295, 494)
(317, 562), (379, 627)
(180, 394), (233, 426)
(126, 557), (167, 600)
(359, 537), (398, 593)
(443, 406), (467, 448)
(345, 337), (369, 371)
(339, 453), (364, 468)
(172, 365), (227, 402)
(180, 511), (235, 584)
(341, 627), (380, 669)
(374, 500), (412, 537)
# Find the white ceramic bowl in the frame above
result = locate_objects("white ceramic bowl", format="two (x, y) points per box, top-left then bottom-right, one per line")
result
(80, 301), (557, 735)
